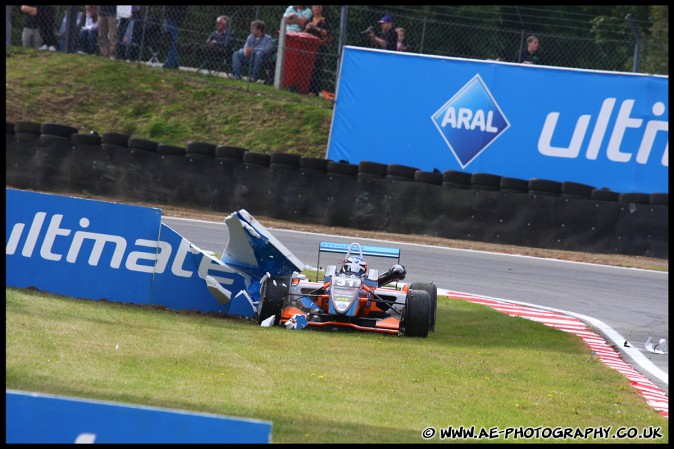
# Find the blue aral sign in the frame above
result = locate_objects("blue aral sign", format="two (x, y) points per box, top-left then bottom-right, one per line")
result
(327, 46), (668, 193)
(431, 74), (509, 168)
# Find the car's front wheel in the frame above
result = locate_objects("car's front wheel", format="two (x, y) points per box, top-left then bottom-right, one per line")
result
(403, 289), (431, 337)
(410, 283), (437, 332)
(256, 276), (290, 325)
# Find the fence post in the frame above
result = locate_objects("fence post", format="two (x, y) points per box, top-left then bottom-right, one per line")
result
(334, 5), (349, 92)
(274, 17), (287, 89)
(625, 14), (641, 73)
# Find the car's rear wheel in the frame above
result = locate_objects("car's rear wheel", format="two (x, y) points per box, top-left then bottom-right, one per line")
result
(410, 283), (437, 331)
(404, 289), (431, 337)
(257, 276), (290, 325)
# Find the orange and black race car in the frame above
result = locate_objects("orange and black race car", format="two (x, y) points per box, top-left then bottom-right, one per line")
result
(255, 242), (437, 337)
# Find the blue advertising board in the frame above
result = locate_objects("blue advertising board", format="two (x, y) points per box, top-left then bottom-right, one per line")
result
(6, 188), (161, 304)
(6, 189), (304, 318)
(6, 390), (272, 443)
(327, 46), (668, 193)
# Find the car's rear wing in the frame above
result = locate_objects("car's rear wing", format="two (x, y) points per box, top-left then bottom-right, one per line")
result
(316, 241), (401, 280)
(319, 242), (400, 259)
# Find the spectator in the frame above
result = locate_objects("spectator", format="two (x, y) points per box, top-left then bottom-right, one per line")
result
(97, 5), (117, 59)
(204, 15), (235, 65)
(283, 5), (312, 32)
(20, 5), (41, 49)
(77, 5), (98, 54)
(115, 5), (140, 60)
(515, 35), (541, 65)
(304, 5), (329, 96)
(36, 5), (57, 51)
(367, 14), (397, 51)
(395, 27), (412, 52)
(163, 5), (188, 69)
(231, 20), (274, 82)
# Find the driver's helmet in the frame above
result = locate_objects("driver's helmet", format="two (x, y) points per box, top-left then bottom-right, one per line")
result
(343, 255), (368, 276)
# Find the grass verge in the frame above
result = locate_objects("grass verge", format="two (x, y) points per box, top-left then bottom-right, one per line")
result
(5, 287), (667, 443)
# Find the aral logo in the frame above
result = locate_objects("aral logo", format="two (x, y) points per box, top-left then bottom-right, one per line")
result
(431, 74), (509, 168)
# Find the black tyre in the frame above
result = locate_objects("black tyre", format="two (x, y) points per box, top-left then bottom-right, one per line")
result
(186, 141), (217, 157)
(270, 152), (301, 167)
(157, 143), (186, 156)
(404, 289), (431, 337)
(300, 156), (329, 172)
(14, 121), (42, 135)
(40, 122), (78, 138)
(128, 137), (159, 152)
(257, 276), (290, 325)
(71, 133), (102, 145)
(215, 145), (248, 160)
(39, 133), (70, 142)
(327, 161), (358, 176)
(410, 283), (437, 332)
(358, 160), (388, 178)
(471, 173), (501, 191)
(528, 178), (561, 196)
(649, 193), (668, 205)
(619, 192), (650, 205)
(442, 170), (471, 189)
(14, 132), (40, 141)
(243, 151), (271, 167)
(101, 132), (130, 146)
(561, 181), (595, 198)
(500, 177), (529, 193)
(387, 163), (418, 179)
(414, 170), (442, 185)
(591, 188), (619, 202)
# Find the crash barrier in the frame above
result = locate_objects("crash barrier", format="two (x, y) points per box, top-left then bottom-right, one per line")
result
(328, 47), (669, 195)
(5, 126), (668, 259)
(6, 187), (304, 319)
(6, 390), (272, 444)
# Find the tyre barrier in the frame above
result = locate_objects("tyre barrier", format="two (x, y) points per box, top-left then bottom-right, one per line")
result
(5, 122), (668, 259)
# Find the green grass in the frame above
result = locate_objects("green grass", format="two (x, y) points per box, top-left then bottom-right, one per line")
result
(5, 46), (333, 156)
(6, 287), (668, 444)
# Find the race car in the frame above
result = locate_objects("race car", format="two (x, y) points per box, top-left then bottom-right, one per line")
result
(255, 242), (437, 337)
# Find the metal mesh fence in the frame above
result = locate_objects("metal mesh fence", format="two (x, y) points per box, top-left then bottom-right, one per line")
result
(8, 5), (668, 96)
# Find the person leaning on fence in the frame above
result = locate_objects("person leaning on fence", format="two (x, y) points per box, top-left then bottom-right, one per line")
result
(283, 5), (312, 32)
(515, 35), (541, 65)
(367, 14), (397, 51)
(231, 20), (274, 82)
(97, 5), (117, 58)
(304, 5), (329, 96)
(20, 5), (41, 49)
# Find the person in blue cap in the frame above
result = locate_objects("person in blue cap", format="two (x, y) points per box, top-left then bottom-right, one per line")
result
(367, 14), (397, 51)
